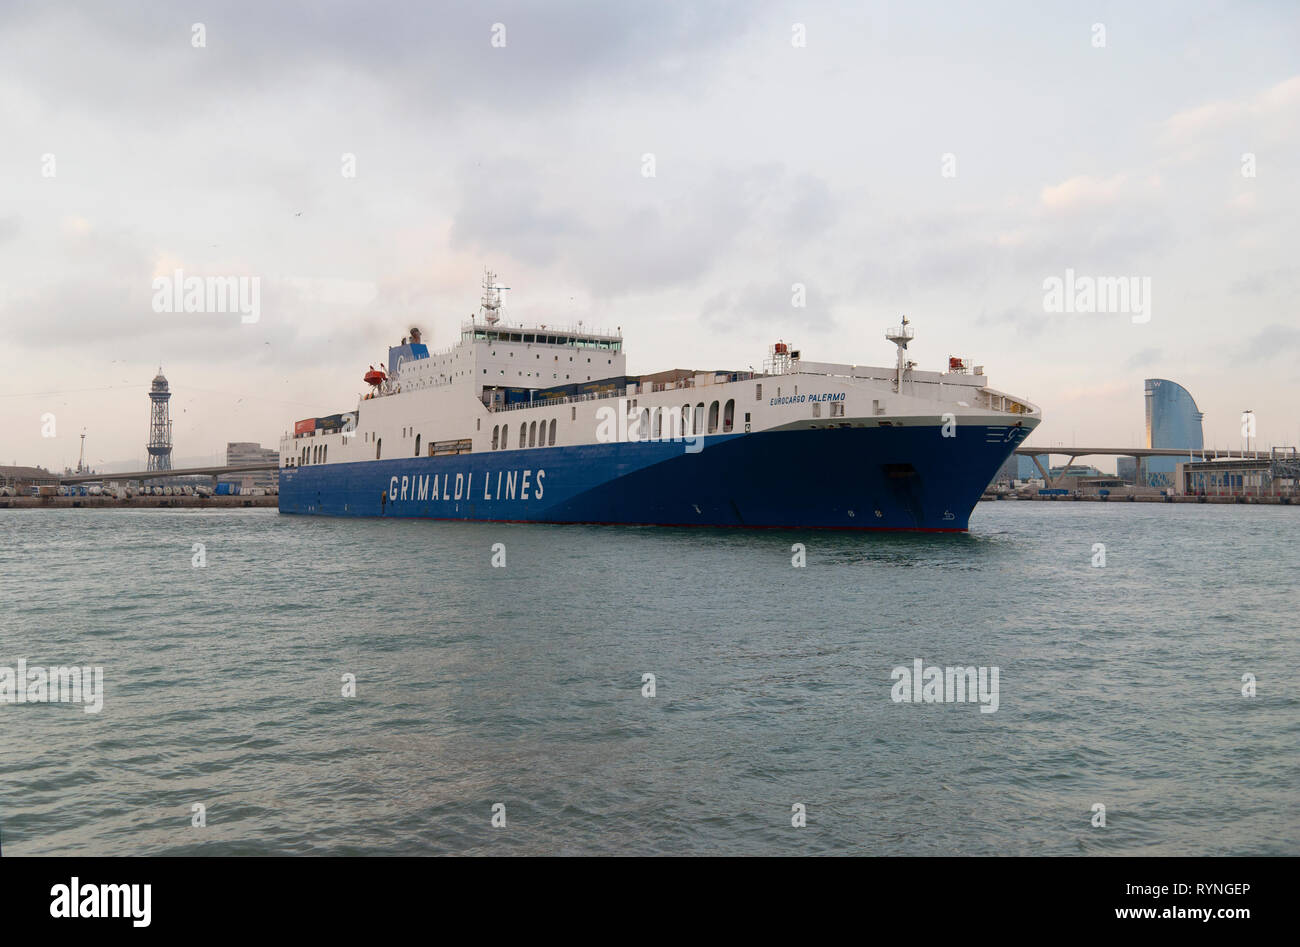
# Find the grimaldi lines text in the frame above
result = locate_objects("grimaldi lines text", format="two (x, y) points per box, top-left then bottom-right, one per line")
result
(278, 275), (1040, 530)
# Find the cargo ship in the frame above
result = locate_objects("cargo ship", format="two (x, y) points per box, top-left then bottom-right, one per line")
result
(278, 271), (1040, 530)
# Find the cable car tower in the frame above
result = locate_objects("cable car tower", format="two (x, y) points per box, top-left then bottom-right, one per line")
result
(146, 369), (173, 471)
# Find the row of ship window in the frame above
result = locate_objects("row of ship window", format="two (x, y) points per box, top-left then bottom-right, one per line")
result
(297, 396), (745, 466)
(644, 399), (736, 436)
(489, 399), (737, 450)
(297, 444), (328, 465)
(492, 419), (557, 450)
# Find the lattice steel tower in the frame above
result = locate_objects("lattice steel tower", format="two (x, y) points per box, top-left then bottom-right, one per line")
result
(146, 369), (173, 471)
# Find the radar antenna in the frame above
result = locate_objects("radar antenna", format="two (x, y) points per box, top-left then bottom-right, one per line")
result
(479, 268), (510, 326)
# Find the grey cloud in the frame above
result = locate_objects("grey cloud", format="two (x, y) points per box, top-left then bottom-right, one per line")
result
(701, 281), (837, 333)
(1124, 346), (1162, 369)
(1242, 323), (1300, 359)
(449, 161), (836, 298)
(449, 159), (588, 266)
(1230, 268), (1299, 297)
(2, 1), (770, 123)
(973, 307), (1050, 340)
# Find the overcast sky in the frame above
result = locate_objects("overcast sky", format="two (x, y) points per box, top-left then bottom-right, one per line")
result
(3, 1), (1297, 472)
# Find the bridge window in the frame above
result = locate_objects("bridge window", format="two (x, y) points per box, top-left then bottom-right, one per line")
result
(723, 399), (735, 432)
(501, 426), (509, 449)
(708, 401), (719, 434)
(414, 434), (421, 457)
(529, 421), (537, 447)
(682, 404), (691, 435)
(548, 419), (556, 445)
(756, 383), (762, 400)
(519, 423), (526, 448)
(695, 403), (705, 436)
(492, 425), (499, 450)
(376, 438), (382, 460)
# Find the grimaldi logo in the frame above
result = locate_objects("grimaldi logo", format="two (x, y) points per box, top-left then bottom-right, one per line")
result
(890, 658), (999, 713)
(387, 468), (545, 502)
(595, 398), (703, 454)
(0, 659), (104, 713)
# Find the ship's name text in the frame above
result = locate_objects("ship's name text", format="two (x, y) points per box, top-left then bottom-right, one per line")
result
(770, 392), (845, 407)
(386, 469), (545, 503)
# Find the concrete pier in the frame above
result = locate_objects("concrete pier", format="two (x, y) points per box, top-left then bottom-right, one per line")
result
(982, 493), (1293, 505)
(0, 495), (278, 510)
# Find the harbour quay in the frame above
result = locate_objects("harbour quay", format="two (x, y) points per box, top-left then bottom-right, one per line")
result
(0, 494), (278, 509)
(984, 492), (1294, 505)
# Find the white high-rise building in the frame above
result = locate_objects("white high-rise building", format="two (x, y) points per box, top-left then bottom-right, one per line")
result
(222, 442), (279, 490)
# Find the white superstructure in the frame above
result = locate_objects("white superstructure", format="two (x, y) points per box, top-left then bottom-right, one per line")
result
(281, 278), (1039, 472)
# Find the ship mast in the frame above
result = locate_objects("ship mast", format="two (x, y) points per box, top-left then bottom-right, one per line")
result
(479, 268), (510, 326)
(885, 316), (916, 393)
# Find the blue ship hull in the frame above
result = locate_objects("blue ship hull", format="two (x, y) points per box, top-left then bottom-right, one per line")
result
(278, 424), (1030, 531)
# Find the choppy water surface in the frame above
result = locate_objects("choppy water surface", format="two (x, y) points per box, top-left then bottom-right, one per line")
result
(1, 503), (1296, 855)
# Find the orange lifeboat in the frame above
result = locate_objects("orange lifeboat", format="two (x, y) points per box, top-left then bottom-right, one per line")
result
(364, 369), (385, 387)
